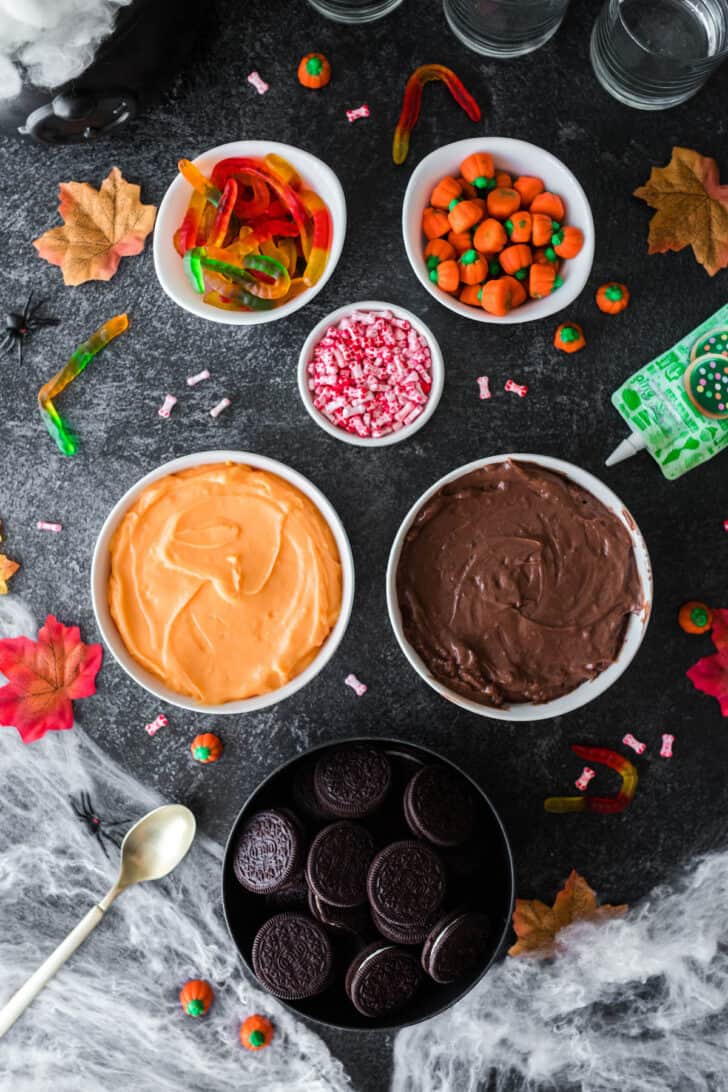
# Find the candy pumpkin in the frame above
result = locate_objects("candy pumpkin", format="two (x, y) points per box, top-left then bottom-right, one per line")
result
(596, 282), (630, 314)
(552, 225), (583, 259)
(481, 275), (526, 316)
(532, 213), (555, 248)
(499, 243), (532, 278)
(513, 175), (544, 208)
(422, 207), (450, 239)
(297, 53), (331, 89)
(447, 199), (484, 234)
(180, 979), (214, 1017)
(459, 152), (495, 190)
(459, 284), (484, 306)
(190, 733), (223, 764)
(429, 258), (459, 293)
(528, 262), (558, 299)
(495, 171), (513, 189)
(458, 248), (487, 284)
(678, 601), (712, 634)
(430, 175), (462, 209)
(554, 322), (586, 353)
(425, 237), (456, 268)
(473, 218), (507, 253)
(447, 228), (474, 254)
(530, 191), (565, 221)
(487, 187), (520, 219)
(507, 211), (532, 243)
(240, 1013), (275, 1051)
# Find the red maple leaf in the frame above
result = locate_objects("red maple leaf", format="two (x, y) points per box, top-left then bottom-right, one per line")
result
(686, 608), (728, 716)
(0, 615), (103, 743)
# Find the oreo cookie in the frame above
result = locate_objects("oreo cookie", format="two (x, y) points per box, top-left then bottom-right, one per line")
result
(306, 821), (375, 907)
(345, 942), (421, 1018)
(370, 906), (433, 946)
(252, 912), (333, 1000)
(265, 872), (309, 912)
(309, 888), (371, 936)
(233, 809), (304, 894)
(404, 765), (475, 847)
(293, 760), (336, 822)
(421, 910), (491, 984)
(367, 840), (446, 927)
(314, 746), (392, 819)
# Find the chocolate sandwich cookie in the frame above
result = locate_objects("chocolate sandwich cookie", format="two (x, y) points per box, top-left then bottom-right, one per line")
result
(345, 942), (421, 1018)
(309, 888), (371, 935)
(367, 840), (447, 927)
(265, 872), (309, 912)
(252, 912), (333, 1000)
(314, 746), (392, 819)
(293, 760), (336, 822)
(404, 765), (475, 847)
(370, 907), (433, 946)
(233, 808), (304, 894)
(306, 821), (376, 907)
(421, 910), (491, 984)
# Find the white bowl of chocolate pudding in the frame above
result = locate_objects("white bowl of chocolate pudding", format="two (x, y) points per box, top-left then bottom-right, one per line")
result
(91, 451), (354, 715)
(386, 455), (652, 722)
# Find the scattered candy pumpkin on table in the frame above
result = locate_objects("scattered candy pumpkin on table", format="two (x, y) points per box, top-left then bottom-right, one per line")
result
(190, 733), (223, 764)
(297, 53), (331, 89)
(679, 601), (713, 634)
(596, 282), (630, 314)
(554, 322), (586, 353)
(240, 1013), (275, 1051)
(180, 979), (214, 1017)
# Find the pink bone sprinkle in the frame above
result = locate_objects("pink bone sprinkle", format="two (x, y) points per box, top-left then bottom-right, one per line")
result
(660, 734), (675, 759)
(346, 104), (370, 122)
(724, 519), (728, 533)
(210, 397), (231, 418)
(158, 394), (177, 418)
(307, 310), (432, 440)
(622, 733), (646, 755)
(477, 375), (492, 400)
(144, 714), (168, 737)
(504, 378), (528, 398)
(575, 767), (596, 792)
(186, 369), (210, 387)
(37, 521), (62, 532)
(345, 673), (368, 697)
(247, 71), (269, 95)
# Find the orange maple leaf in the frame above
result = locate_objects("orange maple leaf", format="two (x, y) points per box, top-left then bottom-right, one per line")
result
(634, 147), (728, 277)
(33, 167), (157, 286)
(508, 869), (628, 958)
(0, 553), (19, 595)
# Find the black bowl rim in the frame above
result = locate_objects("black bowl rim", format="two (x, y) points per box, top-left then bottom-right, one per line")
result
(221, 734), (516, 1033)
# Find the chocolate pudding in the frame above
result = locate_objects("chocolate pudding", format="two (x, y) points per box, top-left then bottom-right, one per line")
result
(396, 460), (642, 707)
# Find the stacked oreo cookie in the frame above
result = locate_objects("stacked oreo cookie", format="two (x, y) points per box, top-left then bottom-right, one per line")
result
(232, 744), (492, 1021)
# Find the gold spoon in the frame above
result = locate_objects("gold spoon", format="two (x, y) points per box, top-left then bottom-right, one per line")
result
(0, 803), (196, 1038)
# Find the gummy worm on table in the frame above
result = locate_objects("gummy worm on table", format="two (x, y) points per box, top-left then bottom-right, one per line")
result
(544, 745), (639, 815)
(392, 64), (481, 166)
(38, 314), (129, 456)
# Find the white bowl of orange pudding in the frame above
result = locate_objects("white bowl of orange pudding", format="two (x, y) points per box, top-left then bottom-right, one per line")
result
(91, 452), (354, 715)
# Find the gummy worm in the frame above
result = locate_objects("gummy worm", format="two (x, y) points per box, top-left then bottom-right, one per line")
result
(544, 745), (638, 815)
(392, 64), (481, 166)
(177, 159), (221, 206)
(210, 158), (312, 257)
(38, 314), (129, 456)
(201, 267), (275, 312)
(298, 188), (331, 287)
(207, 178), (238, 247)
(174, 190), (206, 256)
(231, 171), (270, 219)
(198, 250), (291, 300)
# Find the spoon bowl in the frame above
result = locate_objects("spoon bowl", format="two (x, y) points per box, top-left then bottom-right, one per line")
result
(117, 805), (197, 890)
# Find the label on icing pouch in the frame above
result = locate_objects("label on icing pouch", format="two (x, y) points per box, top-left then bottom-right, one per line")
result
(612, 303), (728, 479)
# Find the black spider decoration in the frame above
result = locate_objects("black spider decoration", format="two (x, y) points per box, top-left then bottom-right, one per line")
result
(70, 790), (132, 858)
(1, 291), (60, 364)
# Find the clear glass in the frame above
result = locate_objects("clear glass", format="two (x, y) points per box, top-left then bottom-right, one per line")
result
(590, 0), (728, 109)
(443, 0), (570, 58)
(305, 0), (404, 22)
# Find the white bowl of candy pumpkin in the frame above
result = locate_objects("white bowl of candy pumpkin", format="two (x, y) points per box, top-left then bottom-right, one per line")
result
(402, 138), (594, 324)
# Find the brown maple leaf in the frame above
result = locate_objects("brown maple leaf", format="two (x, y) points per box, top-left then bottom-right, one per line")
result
(0, 554), (19, 595)
(508, 869), (628, 958)
(634, 147), (728, 276)
(33, 166), (157, 286)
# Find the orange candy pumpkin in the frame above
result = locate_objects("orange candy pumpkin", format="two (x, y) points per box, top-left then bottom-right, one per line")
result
(596, 282), (630, 314)
(459, 152), (495, 189)
(487, 187), (520, 220)
(458, 248), (487, 284)
(528, 262), (558, 299)
(430, 175), (462, 209)
(425, 237), (456, 263)
(514, 175), (545, 208)
(499, 243), (532, 277)
(495, 171), (513, 189)
(447, 228), (474, 254)
(530, 191), (565, 221)
(554, 322), (586, 353)
(430, 258), (459, 293)
(447, 199), (484, 234)
(481, 276), (526, 316)
(678, 601), (712, 634)
(459, 283), (484, 306)
(552, 225), (583, 259)
(508, 211), (532, 243)
(190, 733), (223, 764)
(473, 218), (507, 253)
(241, 1013), (275, 1051)
(422, 207), (450, 239)
(531, 213), (554, 248)
(180, 979), (214, 1018)
(297, 53), (331, 89)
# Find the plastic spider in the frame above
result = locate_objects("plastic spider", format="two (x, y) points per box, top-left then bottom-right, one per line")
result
(1, 291), (60, 364)
(70, 790), (132, 858)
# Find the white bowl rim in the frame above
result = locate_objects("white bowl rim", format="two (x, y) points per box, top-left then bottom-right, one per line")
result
(402, 136), (595, 325)
(91, 449), (355, 715)
(386, 453), (653, 722)
(153, 140), (347, 326)
(297, 300), (445, 448)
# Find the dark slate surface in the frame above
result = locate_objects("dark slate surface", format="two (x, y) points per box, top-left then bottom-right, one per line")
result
(2, 0), (728, 1088)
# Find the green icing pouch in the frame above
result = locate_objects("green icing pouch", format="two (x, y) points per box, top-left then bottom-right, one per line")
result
(609, 303), (728, 479)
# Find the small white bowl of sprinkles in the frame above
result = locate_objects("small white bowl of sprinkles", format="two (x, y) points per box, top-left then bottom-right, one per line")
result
(297, 301), (444, 447)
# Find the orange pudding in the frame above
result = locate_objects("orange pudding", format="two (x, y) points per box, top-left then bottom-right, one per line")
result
(108, 463), (342, 703)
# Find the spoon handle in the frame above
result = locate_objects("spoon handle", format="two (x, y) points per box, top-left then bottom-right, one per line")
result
(0, 897), (112, 1038)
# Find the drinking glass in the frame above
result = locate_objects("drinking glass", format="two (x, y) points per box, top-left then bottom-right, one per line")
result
(443, 0), (571, 58)
(305, 0), (404, 22)
(590, 0), (728, 109)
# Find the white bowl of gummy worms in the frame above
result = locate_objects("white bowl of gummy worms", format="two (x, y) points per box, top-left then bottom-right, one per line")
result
(297, 301), (444, 447)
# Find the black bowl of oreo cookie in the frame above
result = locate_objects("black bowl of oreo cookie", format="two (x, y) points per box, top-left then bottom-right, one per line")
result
(221, 737), (515, 1031)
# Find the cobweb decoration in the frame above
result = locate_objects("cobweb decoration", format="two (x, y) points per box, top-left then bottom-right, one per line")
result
(394, 854), (728, 1092)
(0, 598), (350, 1092)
